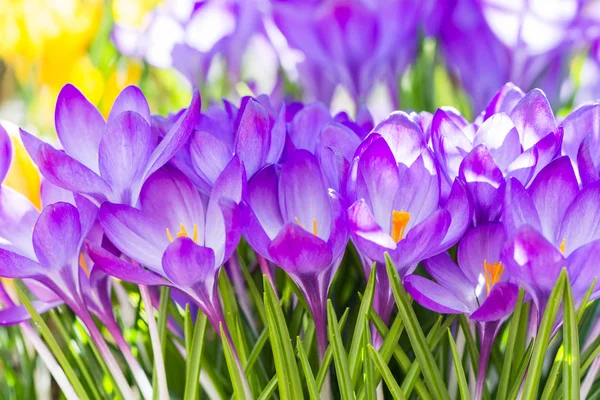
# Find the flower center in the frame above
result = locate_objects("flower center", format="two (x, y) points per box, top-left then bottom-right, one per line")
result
(484, 259), (504, 295)
(391, 210), (410, 243)
(295, 217), (318, 236)
(166, 223), (198, 243)
(559, 238), (566, 255)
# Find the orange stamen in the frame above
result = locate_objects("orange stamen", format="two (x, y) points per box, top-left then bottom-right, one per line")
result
(483, 259), (505, 295)
(166, 223), (199, 243)
(295, 217), (318, 235)
(391, 210), (411, 243)
(79, 253), (89, 276)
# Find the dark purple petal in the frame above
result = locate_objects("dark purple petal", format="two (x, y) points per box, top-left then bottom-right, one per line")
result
(470, 283), (518, 322)
(107, 86), (151, 125)
(190, 131), (233, 187)
(528, 157), (578, 244)
(558, 182), (600, 254)
(234, 98), (271, 177)
(162, 238), (216, 287)
(266, 106), (286, 164)
(503, 178), (541, 239)
(326, 190), (348, 260)
(0, 249), (44, 278)
(241, 202), (274, 261)
(245, 165), (284, 239)
(457, 223), (506, 288)
(404, 275), (472, 314)
(268, 223), (333, 275)
(99, 111), (155, 204)
(0, 125), (10, 183)
(99, 203), (166, 272)
(431, 108), (472, 181)
(279, 150), (332, 240)
(422, 253), (478, 309)
(577, 136), (598, 186)
(33, 202), (81, 269)
(289, 102), (331, 152)
(510, 89), (556, 150)
(437, 180), (472, 250)
(87, 242), (168, 285)
(54, 84), (106, 171)
(36, 144), (111, 203)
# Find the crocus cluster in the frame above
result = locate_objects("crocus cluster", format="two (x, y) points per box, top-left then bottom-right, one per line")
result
(1, 80), (599, 399)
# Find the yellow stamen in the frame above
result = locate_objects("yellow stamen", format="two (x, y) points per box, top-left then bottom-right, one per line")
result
(559, 238), (566, 255)
(177, 223), (188, 238)
(166, 223), (199, 243)
(79, 253), (89, 276)
(391, 210), (411, 243)
(484, 259), (505, 295)
(166, 228), (174, 243)
(294, 217), (318, 235)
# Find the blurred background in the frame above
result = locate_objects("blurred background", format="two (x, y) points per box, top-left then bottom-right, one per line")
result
(0, 0), (599, 137)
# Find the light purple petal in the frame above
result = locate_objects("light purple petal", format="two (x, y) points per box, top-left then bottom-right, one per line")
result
(422, 252), (478, 309)
(326, 190), (348, 260)
(373, 111), (426, 166)
(162, 238), (215, 287)
(457, 223), (507, 288)
(431, 108), (472, 181)
(0, 300), (62, 325)
(561, 104), (600, 176)
(288, 102), (331, 152)
(503, 178), (542, 239)
(566, 240), (600, 302)
(347, 200), (396, 263)
(107, 86), (151, 125)
(0, 249), (44, 278)
(241, 202), (274, 261)
(190, 131), (233, 187)
(437, 180), (472, 250)
(245, 165), (284, 240)
(318, 123), (361, 161)
(268, 223), (333, 275)
(54, 84), (106, 172)
(472, 113), (520, 172)
(483, 82), (525, 119)
(266, 106), (286, 164)
(528, 156), (578, 245)
(0, 187), (39, 258)
(470, 282), (518, 322)
(234, 98), (271, 177)
(577, 136), (599, 186)
(558, 182), (600, 255)
(510, 89), (556, 150)
(33, 202), (81, 269)
(404, 275), (472, 314)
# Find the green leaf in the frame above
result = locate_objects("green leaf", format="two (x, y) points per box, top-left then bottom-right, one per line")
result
(257, 376), (278, 400)
(362, 318), (376, 400)
(348, 265), (377, 386)
(244, 326), (269, 374)
(367, 345), (405, 400)
(576, 278), (596, 324)
(327, 301), (354, 400)
(522, 269), (567, 399)
(562, 273), (580, 400)
(497, 289), (526, 400)
(296, 337), (319, 400)
(385, 254), (450, 400)
(316, 308), (349, 390)
(153, 286), (171, 400)
(16, 285), (90, 400)
(507, 341), (534, 400)
(458, 314), (479, 372)
(263, 275), (303, 400)
(220, 324), (252, 399)
(183, 311), (207, 400)
(447, 329), (469, 400)
(238, 249), (267, 326)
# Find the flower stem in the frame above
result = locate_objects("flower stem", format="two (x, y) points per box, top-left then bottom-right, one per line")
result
(475, 322), (498, 400)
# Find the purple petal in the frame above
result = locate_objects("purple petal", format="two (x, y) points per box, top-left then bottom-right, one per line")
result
(99, 203), (167, 272)
(326, 190), (348, 260)
(74, 195), (98, 241)
(561, 105), (600, 175)
(107, 86), (151, 125)
(483, 82), (525, 119)
(431, 108), (473, 181)
(347, 200), (396, 263)
(40, 180), (74, 207)
(558, 182), (600, 255)
(355, 137), (399, 232)
(0, 300), (62, 325)
(510, 89), (556, 150)
(87, 242), (168, 285)
(423, 252), (478, 309)
(566, 240), (600, 302)
(404, 275), (472, 314)
(54, 84), (106, 172)
(245, 165), (284, 240)
(438, 180), (472, 250)
(140, 166), (205, 245)
(234, 98), (271, 177)
(503, 178), (542, 239)
(288, 102), (331, 152)
(577, 136), (599, 186)
(268, 223), (333, 275)
(472, 113), (520, 172)
(241, 202), (274, 261)
(457, 223), (506, 288)
(162, 237), (216, 287)
(190, 131), (233, 187)
(33, 202), (81, 269)
(98, 111), (155, 204)
(19, 128), (45, 165)
(0, 187), (39, 258)
(373, 112), (426, 166)
(0, 125), (11, 183)
(318, 123), (361, 161)
(528, 157), (578, 244)
(0, 249), (44, 278)
(279, 150), (332, 240)
(266, 106), (286, 164)
(470, 283), (518, 322)
(36, 144), (111, 203)
(504, 146), (538, 184)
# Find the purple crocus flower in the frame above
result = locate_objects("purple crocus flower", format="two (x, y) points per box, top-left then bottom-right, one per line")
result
(431, 85), (562, 222)
(0, 125), (10, 183)
(270, 0), (421, 104)
(90, 160), (245, 336)
(242, 149), (348, 357)
(560, 102), (600, 184)
(346, 113), (471, 323)
(406, 223), (518, 400)
(20, 84), (200, 206)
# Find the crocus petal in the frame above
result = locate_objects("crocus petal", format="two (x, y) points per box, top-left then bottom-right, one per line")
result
(577, 136), (599, 186)
(36, 144), (111, 203)
(470, 283), (518, 322)
(503, 178), (542, 239)
(0, 249), (44, 278)
(561, 104), (600, 171)
(234, 98), (271, 177)
(437, 180), (472, 250)
(0, 187), (38, 258)
(528, 156), (578, 244)
(472, 113), (520, 172)
(326, 190), (348, 260)
(558, 182), (600, 254)
(504, 146), (538, 184)
(54, 84), (106, 172)
(457, 223), (506, 287)
(19, 128), (44, 166)
(140, 166), (205, 245)
(190, 131), (233, 186)
(107, 86), (151, 125)
(373, 111), (426, 166)
(241, 202), (274, 261)
(245, 165), (284, 240)
(423, 252), (478, 309)
(0, 126), (10, 182)
(289, 102), (331, 152)
(99, 203), (167, 271)
(266, 106), (286, 164)
(268, 223), (333, 275)
(347, 199), (396, 263)
(510, 89), (556, 150)
(87, 243), (168, 285)
(431, 108), (472, 181)
(279, 150), (332, 240)
(459, 145), (504, 222)
(162, 237), (216, 287)
(0, 300), (63, 325)
(319, 123), (361, 161)
(33, 202), (81, 269)
(99, 111), (155, 204)
(483, 82), (525, 119)
(144, 90), (201, 179)
(74, 194), (98, 241)
(404, 275), (472, 314)
(566, 240), (600, 302)
(355, 137), (399, 232)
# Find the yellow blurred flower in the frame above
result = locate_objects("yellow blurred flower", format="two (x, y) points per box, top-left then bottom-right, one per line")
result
(113, 0), (161, 28)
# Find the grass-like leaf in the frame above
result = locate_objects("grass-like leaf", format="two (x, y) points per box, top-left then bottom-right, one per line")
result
(497, 288), (526, 400)
(327, 301), (354, 400)
(183, 311), (207, 400)
(447, 329), (469, 400)
(362, 318), (376, 400)
(296, 337), (319, 400)
(522, 269), (567, 399)
(315, 308), (349, 390)
(507, 341), (534, 400)
(385, 254), (450, 400)
(153, 286), (171, 400)
(562, 274), (580, 400)
(367, 344), (405, 400)
(220, 324), (252, 399)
